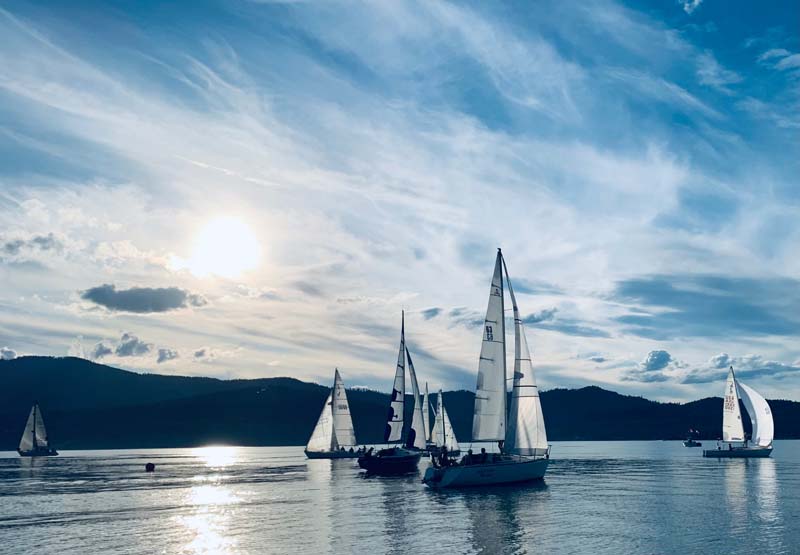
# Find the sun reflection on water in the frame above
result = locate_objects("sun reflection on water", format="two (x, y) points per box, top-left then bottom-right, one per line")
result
(192, 446), (240, 469)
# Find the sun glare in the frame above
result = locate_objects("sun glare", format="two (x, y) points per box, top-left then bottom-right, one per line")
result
(178, 217), (261, 279)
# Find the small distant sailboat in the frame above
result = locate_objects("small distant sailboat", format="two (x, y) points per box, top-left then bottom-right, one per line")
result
(429, 389), (460, 456)
(18, 403), (58, 457)
(703, 367), (773, 458)
(683, 429), (702, 447)
(358, 311), (424, 475)
(305, 369), (363, 459)
(424, 249), (550, 488)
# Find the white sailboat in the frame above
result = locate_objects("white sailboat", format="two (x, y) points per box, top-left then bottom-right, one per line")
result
(358, 311), (423, 474)
(18, 402), (58, 457)
(704, 367), (774, 458)
(430, 389), (460, 455)
(424, 249), (550, 487)
(305, 369), (362, 459)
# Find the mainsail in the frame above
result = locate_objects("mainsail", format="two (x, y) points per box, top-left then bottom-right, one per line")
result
(306, 392), (335, 452)
(472, 250), (507, 442)
(738, 381), (774, 447)
(384, 312), (406, 442)
(422, 383), (430, 443)
(405, 347), (427, 450)
(722, 367), (745, 442)
(503, 259), (548, 456)
(332, 369), (357, 447)
(431, 390), (459, 452)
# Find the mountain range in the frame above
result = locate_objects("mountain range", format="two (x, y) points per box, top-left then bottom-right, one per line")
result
(2, 356), (799, 449)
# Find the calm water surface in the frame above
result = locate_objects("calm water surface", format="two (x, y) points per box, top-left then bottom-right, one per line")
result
(1, 441), (799, 554)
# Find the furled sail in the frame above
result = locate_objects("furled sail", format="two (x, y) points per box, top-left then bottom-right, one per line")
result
(332, 369), (357, 448)
(306, 392), (335, 452)
(737, 381), (774, 447)
(422, 383), (430, 443)
(722, 367), (745, 442)
(503, 259), (548, 456)
(405, 347), (427, 450)
(384, 312), (406, 442)
(431, 390), (459, 452)
(18, 405), (37, 452)
(472, 250), (507, 442)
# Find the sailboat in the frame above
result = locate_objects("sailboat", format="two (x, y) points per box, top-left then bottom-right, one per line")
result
(423, 249), (550, 488)
(422, 382), (431, 450)
(18, 403), (58, 457)
(429, 389), (460, 456)
(305, 369), (363, 459)
(358, 311), (425, 475)
(703, 366), (773, 458)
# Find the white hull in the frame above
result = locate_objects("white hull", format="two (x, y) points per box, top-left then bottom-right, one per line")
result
(423, 456), (548, 488)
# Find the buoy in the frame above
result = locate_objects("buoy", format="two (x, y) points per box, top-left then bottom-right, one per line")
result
(145, 462), (155, 472)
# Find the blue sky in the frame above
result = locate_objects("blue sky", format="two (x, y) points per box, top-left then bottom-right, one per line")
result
(0, 0), (798, 401)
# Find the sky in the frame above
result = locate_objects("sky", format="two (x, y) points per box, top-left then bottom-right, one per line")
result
(0, 0), (798, 402)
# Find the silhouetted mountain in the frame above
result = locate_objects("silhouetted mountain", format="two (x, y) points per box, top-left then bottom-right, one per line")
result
(2, 356), (799, 449)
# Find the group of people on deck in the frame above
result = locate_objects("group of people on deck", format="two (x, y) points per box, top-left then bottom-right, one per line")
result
(434, 446), (503, 468)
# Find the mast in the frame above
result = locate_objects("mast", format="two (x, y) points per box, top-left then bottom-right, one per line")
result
(384, 311), (406, 443)
(471, 249), (507, 443)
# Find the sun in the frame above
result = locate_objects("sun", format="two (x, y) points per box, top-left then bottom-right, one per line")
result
(177, 217), (262, 279)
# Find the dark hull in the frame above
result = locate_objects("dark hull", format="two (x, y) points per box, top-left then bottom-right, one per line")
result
(703, 447), (772, 458)
(305, 449), (361, 459)
(683, 440), (702, 447)
(18, 448), (58, 457)
(358, 450), (422, 475)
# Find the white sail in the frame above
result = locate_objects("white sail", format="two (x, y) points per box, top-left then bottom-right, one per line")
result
(405, 347), (427, 450)
(332, 369), (357, 448)
(384, 312), (406, 442)
(503, 259), (548, 456)
(722, 367), (745, 442)
(33, 406), (48, 447)
(431, 390), (460, 452)
(472, 250), (507, 442)
(18, 405), (36, 452)
(306, 392), (335, 452)
(737, 381), (774, 447)
(422, 383), (430, 442)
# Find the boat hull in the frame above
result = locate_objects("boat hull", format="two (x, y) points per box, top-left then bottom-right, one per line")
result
(683, 440), (702, 447)
(18, 448), (58, 457)
(305, 449), (361, 459)
(423, 456), (548, 488)
(703, 446), (772, 458)
(358, 448), (422, 475)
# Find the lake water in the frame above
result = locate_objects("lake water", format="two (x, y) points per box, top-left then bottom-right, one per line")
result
(1, 441), (799, 554)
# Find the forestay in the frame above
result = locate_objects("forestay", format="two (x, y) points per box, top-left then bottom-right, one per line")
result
(722, 368), (745, 442)
(306, 392), (335, 452)
(405, 347), (427, 450)
(503, 259), (548, 456)
(431, 390), (459, 452)
(738, 381), (774, 447)
(384, 312), (406, 442)
(472, 250), (507, 442)
(332, 369), (357, 447)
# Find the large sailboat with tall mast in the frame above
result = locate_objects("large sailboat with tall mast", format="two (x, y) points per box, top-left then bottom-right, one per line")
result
(358, 311), (425, 475)
(18, 402), (58, 457)
(423, 249), (550, 487)
(305, 369), (363, 459)
(703, 367), (773, 458)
